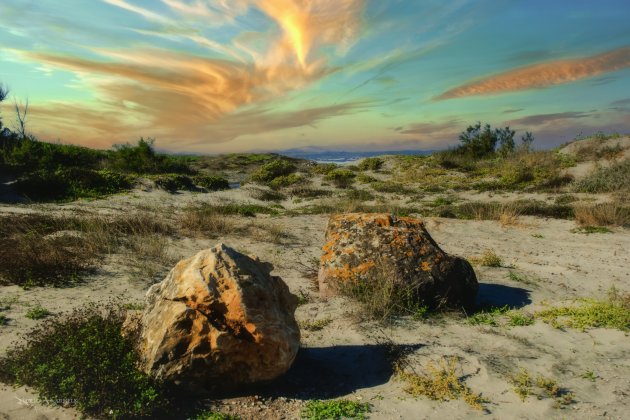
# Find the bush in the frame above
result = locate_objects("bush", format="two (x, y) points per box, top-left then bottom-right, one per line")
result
(250, 159), (296, 184)
(0, 304), (171, 419)
(302, 399), (371, 420)
(193, 175), (230, 191)
(358, 157), (384, 171)
(268, 173), (304, 189)
(574, 160), (630, 193)
(13, 168), (134, 201)
(107, 138), (191, 174)
(310, 162), (338, 175)
(152, 174), (195, 193)
(325, 169), (356, 188)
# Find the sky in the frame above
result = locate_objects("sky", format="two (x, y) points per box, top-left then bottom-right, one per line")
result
(0, 0), (629, 154)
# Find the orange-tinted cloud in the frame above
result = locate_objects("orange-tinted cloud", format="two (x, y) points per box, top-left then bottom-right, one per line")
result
(437, 46), (630, 100)
(14, 0), (365, 149)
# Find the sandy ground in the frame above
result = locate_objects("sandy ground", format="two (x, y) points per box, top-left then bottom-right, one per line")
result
(1, 142), (629, 419)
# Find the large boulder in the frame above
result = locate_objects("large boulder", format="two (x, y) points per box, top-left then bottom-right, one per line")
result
(318, 213), (478, 309)
(136, 243), (300, 389)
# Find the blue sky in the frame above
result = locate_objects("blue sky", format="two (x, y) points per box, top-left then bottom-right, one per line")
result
(0, 0), (629, 153)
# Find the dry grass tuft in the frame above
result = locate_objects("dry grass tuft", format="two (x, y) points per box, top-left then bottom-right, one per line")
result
(573, 201), (630, 227)
(469, 250), (503, 267)
(396, 357), (488, 410)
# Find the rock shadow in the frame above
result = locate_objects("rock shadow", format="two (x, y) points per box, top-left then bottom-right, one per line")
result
(476, 283), (532, 309)
(251, 343), (422, 400)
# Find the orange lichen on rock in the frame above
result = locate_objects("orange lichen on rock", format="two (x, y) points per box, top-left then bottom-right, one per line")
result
(318, 213), (478, 308)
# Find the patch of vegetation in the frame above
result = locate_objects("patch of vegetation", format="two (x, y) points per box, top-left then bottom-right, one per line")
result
(467, 305), (534, 327)
(0, 212), (172, 287)
(249, 188), (286, 201)
(396, 357), (487, 410)
(357, 157), (384, 171)
(580, 369), (597, 382)
(511, 368), (574, 407)
(508, 271), (538, 286)
(152, 173), (195, 193)
(345, 189), (375, 201)
(298, 318), (332, 332)
(571, 225), (612, 234)
(338, 261), (431, 320)
(288, 186), (331, 199)
(301, 399), (371, 420)
(250, 159), (297, 185)
(193, 175), (230, 191)
(25, 305), (52, 320)
(468, 250), (503, 267)
(0, 314), (8, 326)
(268, 173), (304, 189)
(325, 169), (356, 189)
(536, 296), (630, 331)
(309, 162), (338, 175)
(0, 303), (172, 418)
(369, 181), (411, 194)
(435, 200), (574, 222)
(575, 159), (630, 193)
(573, 202), (630, 227)
(14, 168), (135, 201)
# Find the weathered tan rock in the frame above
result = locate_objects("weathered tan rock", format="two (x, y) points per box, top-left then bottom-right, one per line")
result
(318, 213), (478, 309)
(137, 243), (300, 388)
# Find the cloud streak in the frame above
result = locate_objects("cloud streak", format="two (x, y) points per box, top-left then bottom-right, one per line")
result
(437, 46), (630, 100)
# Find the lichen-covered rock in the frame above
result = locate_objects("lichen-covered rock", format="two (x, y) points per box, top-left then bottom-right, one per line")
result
(137, 243), (300, 389)
(318, 213), (478, 309)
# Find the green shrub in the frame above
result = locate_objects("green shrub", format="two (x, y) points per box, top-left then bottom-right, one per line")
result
(25, 305), (52, 320)
(193, 175), (230, 191)
(325, 169), (356, 188)
(13, 168), (134, 201)
(107, 138), (191, 174)
(268, 173), (304, 189)
(250, 159), (296, 184)
(358, 157), (384, 171)
(0, 304), (171, 418)
(302, 399), (371, 420)
(574, 160), (630, 193)
(310, 162), (338, 175)
(152, 174), (195, 193)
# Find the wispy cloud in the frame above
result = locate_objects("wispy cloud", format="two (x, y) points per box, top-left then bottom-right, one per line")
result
(437, 46), (630, 100)
(507, 111), (594, 127)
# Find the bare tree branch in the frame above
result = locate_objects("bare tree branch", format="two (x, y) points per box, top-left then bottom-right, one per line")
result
(13, 97), (29, 138)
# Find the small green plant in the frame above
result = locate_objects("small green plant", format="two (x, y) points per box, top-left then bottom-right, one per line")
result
(467, 305), (510, 326)
(396, 357), (488, 410)
(580, 369), (597, 382)
(301, 399), (371, 420)
(296, 289), (310, 306)
(507, 311), (535, 327)
(25, 305), (52, 320)
(469, 250), (503, 267)
(299, 318), (332, 332)
(507, 271), (538, 286)
(570, 226), (612, 234)
(512, 368), (532, 401)
(512, 369), (574, 407)
(531, 233), (544, 239)
(0, 314), (8, 326)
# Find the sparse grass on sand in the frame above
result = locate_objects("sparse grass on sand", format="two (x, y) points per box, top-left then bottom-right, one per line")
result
(395, 357), (488, 411)
(572, 201), (630, 227)
(468, 250), (503, 267)
(511, 368), (574, 407)
(301, 399), (371, 420)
